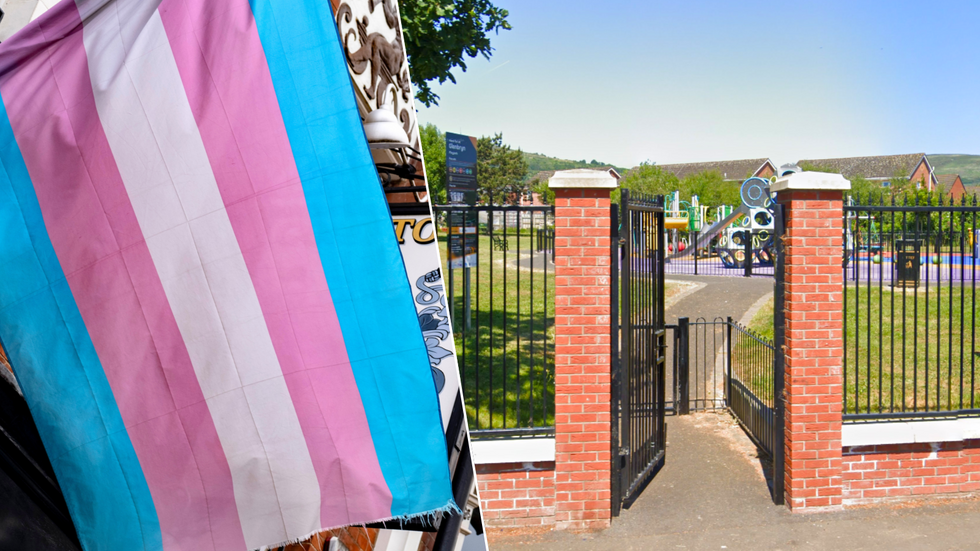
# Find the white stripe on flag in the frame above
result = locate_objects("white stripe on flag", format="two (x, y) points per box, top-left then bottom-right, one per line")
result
(75, 0), (322, 546)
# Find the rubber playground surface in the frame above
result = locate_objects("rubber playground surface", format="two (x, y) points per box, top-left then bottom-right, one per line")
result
(846, 253), (980, 283)
(664, 256), (774, 277)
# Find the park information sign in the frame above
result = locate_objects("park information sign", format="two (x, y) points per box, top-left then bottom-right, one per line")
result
(446, 132), (478, 268)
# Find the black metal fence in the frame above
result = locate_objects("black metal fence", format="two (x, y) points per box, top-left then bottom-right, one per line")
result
(433, 205), (556, 437)
(535, 228), (555, 263)
(664, 227), (775, 278)
(668, 317), (727, 413)
(843, 193), (980, 419)
(727, 319), (777, 456)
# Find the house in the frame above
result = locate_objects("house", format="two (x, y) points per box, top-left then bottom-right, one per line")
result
(796, 153), (938, 191)
(937, 173), (968, 201)
(654, 158), (777, 181)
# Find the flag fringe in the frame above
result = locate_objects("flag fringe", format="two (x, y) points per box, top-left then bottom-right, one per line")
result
(256, 499), (462, 550)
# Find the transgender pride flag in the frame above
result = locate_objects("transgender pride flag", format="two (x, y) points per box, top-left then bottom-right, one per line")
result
(0, 0), (454, 549)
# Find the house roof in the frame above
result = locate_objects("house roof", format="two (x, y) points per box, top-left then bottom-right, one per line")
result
(796, 153), (929, 181)
(653, 158), (774, 181)
(936, 173), (961, 188)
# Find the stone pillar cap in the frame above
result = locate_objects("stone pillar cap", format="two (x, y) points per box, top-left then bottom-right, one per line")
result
(548, 169), (618, 189)
(771, 171), (851, 192)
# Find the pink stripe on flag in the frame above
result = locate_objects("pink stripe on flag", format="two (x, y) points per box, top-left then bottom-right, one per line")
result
(0, 4), (246, 549)
(158, 0), (393, 524)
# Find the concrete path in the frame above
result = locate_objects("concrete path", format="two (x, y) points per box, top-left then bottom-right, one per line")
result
(664, 274), (773, 324)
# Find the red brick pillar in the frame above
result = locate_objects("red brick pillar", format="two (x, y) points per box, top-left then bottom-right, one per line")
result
(773, 172), (850, 511)
(549, 170), (618, 530)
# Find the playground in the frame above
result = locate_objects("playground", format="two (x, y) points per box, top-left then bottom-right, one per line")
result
(658, 176), (979, 281)
(659, 177), (781, 278)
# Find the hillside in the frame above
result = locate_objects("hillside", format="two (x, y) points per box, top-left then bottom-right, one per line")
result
(929, 154), (980, 187)
(523, 151), (626, 178)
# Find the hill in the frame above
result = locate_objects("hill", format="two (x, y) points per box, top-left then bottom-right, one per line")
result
(523, 151), (626, 177)
(929, 154), (980, 187)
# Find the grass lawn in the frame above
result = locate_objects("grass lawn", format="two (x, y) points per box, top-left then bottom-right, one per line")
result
(439, 232), (556, 431)
(845, 284), (980, 414)
(733, 286), (980, 415)
(730, 299), (776, 406)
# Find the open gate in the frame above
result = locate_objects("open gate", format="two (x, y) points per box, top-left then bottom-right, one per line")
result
(611, 196), (786, 512)
(611, 191), (667, 514)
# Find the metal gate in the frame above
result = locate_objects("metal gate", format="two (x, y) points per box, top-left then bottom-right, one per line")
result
(611, 191), (667, 514)
(669, 317), (729, 414)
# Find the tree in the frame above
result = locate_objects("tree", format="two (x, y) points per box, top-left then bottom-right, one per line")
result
(680, 170), (741, 207)
(848, 175), (883, 201)
(400, 0), (511, 107)
(419, 123), (446, 203)
(529, 177), (554, 205)
(477, 133), (528, 205)
(613, 164), (679, 204)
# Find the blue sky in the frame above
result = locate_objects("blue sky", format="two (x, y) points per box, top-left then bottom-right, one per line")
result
(416, 1), (980, 169)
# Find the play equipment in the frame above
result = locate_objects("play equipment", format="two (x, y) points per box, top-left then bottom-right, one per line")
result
(664, 191), (707, 230)
(667, 177), (777, 269)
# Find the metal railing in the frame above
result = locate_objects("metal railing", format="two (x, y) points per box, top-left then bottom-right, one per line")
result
(727, 319), (777, 455)
(535, 228), (555, 263)
(669, 317), (728, 414)
(843, 192), (980, 419)
(433, 205), (556, 437)
(670, 317), (776, 454)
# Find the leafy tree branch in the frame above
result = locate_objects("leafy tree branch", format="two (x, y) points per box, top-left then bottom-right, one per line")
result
(401, 0), (511, 107)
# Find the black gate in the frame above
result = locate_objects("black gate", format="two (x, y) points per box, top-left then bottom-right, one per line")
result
(669, 317), (728, 415)
(611, 191), (667, 514)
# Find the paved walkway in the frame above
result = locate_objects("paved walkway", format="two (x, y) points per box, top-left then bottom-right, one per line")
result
(664, 274), (773, 323)
(490, 275), (980, 551)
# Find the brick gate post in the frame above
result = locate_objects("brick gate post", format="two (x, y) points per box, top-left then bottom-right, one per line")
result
(548, 169), (618, 530)
(773, 172), (850, 511)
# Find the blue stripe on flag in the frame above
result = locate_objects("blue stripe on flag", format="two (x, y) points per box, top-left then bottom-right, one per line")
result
(248, 0), (453, 516)
(0, 99), (163, 549)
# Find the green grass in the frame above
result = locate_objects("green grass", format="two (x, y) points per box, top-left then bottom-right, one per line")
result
(438, 232), (556, 431)
(747, 298), (774, 339)
(845, 284), (980, 414)
(732, 286), (980, 414)
(730, 299), (776, 405)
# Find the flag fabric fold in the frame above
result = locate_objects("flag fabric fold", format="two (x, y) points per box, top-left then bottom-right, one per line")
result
(0, 0), (454, 549)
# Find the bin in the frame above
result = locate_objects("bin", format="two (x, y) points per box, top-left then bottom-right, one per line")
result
(894, 239), (920, 287)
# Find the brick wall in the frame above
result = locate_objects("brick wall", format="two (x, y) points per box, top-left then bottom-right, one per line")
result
(552, 187), (613, 530)
(477, 465), (556, 527)
(843, 442), (980, 504)
(778, 189), (845, 510)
